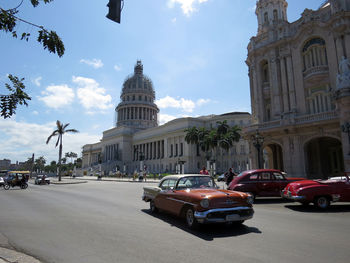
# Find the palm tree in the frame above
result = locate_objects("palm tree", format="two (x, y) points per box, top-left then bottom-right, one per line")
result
(46, 120), (79, 181)
(184, 127), (199, 145)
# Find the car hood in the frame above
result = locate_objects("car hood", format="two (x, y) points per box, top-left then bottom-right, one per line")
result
(183, 188), (248, 198)
(288, 180), (320, 189)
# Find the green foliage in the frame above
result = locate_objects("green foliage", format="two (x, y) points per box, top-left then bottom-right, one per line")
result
(184, 120), (241, 155)
(1, 74), (31, 118)
(0, 0), (64, 118)
(46, 120), (79, 181)
(38, 29), (65, 57)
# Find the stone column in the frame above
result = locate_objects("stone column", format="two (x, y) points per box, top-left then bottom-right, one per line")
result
(286, 56), (297, 111)
(280, 57), (290, 113)
(270, 57), (282, 118)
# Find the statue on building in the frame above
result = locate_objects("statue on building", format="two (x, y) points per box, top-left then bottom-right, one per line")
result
(336, 56), (350, 89)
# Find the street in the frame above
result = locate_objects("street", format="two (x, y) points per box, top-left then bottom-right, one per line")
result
(1, 180), (350, 263)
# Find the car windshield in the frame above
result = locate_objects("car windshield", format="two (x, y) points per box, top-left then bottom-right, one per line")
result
(176, 176), (215, 189)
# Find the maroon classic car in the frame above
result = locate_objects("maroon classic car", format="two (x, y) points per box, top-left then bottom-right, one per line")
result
(227, 169), (304, 199)
(142, 174), (254, 229)
(282, 174), (350, 209)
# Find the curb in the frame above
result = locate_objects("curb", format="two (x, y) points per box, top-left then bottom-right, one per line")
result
(50, 180), (88, 185)
(0, 234), (41, 263)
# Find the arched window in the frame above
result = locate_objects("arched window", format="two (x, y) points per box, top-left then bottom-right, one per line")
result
(264, 12), (268, 24)
(302, 38), (328, 72)
(273, 9), (278, 21)
(306, 85), (334, 114)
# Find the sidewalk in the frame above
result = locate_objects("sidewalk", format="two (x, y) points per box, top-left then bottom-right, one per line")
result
(0, 234), (41, 263)
(65, 175), (160, 184)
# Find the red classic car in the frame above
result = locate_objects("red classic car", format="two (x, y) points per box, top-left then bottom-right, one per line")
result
(142, 174), (254, 229)
(227, 169), (304, 199)
(282, 174), (350, 209)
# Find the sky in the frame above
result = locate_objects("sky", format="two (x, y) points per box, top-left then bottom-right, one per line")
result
(0, 0), (323, 164)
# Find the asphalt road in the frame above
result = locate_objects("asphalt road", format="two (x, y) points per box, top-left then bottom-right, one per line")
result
(0, 180), (350, 263)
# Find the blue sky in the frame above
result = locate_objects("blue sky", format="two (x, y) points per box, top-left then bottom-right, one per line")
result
(0, 0), (323, 163)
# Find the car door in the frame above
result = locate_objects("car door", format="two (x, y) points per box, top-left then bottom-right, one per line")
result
(154, 179), (179, 214)
(273, 172), (288, 194)
(257, 172), (276, 196)
(339, 179), (350, 201)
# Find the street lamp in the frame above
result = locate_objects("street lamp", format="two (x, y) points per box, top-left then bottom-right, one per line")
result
(341, 122), (350, 155)
(251, 130), (264, 169)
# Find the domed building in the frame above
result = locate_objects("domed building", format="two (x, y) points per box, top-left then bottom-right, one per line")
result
(81, 61), (251, 175)
(116, 61), (159, 130)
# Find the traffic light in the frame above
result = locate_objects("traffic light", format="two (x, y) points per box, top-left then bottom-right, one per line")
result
(106, 0), (123, 24)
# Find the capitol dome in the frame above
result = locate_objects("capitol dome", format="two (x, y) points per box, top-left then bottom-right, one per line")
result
(116, 61), (159, 129)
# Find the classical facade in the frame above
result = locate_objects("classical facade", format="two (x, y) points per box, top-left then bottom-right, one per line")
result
(246, 0), (350, 178)
(82, 61), (251, 175)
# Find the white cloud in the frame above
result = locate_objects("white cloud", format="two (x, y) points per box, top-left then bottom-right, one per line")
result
(158, 114), (178, 125)
(196, 98), (211, 106)
(156, 96), (211, 113)
(38, 84), (75, 109)
(171, 17), (177, 23)
(80, 58), (104, 69)
(0, 119), (101, 163)
(32, 111), (39, 115)
(114, 65), (122, 71)
(168, 0), (209, 16)
(73, 76), (113, 112)
(156, 96), (195, 112)
(32, 76), (42, 87)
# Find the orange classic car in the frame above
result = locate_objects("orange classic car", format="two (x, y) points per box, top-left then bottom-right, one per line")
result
(142, 174), (254, 229)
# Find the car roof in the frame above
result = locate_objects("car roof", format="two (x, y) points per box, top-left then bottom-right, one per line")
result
(160, 174), (212, 182)
(242, 169), (283, 174)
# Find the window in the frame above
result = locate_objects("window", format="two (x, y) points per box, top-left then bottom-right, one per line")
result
(139, 95), (142, 101)
(175, 144), (178, 157)
(259, 173), (271, 180)
(170, 144), (173, 157)
(273, 173), (285, 180)
(273, 9), (278, 21)
(180, 143), (183, 156)
(160, 179), (176, 190)
(302, 38), (328, 72)
(264, 12), (268, 23)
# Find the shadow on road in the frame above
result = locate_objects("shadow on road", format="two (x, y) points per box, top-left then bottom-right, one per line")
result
(253, 197), (292, 205)
(141, 209), (262, 241)
(284, 204), (350, 213)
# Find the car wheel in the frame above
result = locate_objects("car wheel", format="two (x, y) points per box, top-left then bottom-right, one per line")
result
(149, 200), (158, 213)
(3, 184), (10, 190)
(314, 196), (330, 209)
(185, 207), (198, 229)
(21, 183), (28, 189)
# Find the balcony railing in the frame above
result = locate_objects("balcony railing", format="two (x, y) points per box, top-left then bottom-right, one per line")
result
(246, 111), (338, 132)
(303, 65), (329, 78)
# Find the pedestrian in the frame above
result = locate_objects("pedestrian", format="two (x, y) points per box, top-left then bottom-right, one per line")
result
(200, 166), (209, 175)
(225, 167), (235, 186)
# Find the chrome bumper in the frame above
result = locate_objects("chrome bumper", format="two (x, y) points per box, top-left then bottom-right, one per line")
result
(282, 191), (306, 201)
(194, 207), (254, 223)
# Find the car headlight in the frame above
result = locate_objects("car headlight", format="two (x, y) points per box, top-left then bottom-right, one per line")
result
(200, 198), (210, 208)
(247, 195), (254, 204)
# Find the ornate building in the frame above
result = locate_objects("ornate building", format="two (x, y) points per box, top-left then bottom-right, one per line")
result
(246, 0), (350, 178)
(82, 61), (251, 175)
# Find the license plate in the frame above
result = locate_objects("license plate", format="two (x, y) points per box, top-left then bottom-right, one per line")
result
(226, 214), (240, 221)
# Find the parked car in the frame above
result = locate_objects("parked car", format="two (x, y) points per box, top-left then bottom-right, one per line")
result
(282, 174), (350, 209)
(227, 169), (304, 199)
(35, 175), (50, 185)
(142, 174), (254, 229)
